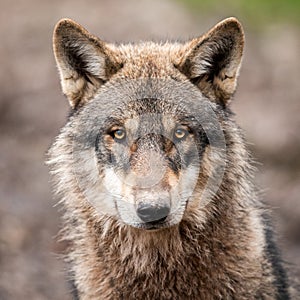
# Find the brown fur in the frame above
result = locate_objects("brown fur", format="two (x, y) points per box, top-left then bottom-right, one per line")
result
(48, 18), (291, 299)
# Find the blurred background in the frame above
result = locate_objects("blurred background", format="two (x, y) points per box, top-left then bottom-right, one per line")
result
(0, 0), (299, 298)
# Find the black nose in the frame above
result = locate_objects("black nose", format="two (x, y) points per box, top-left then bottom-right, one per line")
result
(136, 203), (170, 223)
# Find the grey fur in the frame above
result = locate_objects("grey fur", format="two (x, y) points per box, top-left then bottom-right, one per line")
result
(48, 18), (291, 299)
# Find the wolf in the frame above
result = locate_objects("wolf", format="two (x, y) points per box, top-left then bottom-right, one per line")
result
(47, 17), (291, 299)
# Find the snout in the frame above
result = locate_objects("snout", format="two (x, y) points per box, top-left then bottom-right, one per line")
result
(136, 202), (170, 224)
(114, 187), (187, 230)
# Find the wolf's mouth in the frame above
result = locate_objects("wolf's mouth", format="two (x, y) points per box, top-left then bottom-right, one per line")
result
(132, 220), (173, 231)
(137, 219), (170, 230)
(120, 216), (175, 230)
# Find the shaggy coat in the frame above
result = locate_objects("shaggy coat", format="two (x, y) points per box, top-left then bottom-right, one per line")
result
(48, 18), (290, 299)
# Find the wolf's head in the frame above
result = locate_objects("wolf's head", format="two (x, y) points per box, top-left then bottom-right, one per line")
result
(49, 18), (244, 230)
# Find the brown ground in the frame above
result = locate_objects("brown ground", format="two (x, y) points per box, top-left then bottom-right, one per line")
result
(0, 0), (299, 299)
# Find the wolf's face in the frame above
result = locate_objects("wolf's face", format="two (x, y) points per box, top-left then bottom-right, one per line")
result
(50, 18), (244, 230)
(97, 98), (209, 229)
(68, 80), (216, 230)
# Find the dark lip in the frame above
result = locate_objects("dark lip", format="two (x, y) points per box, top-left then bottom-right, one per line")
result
(143, 223), (167, 230)
(131, 220), (174, 231)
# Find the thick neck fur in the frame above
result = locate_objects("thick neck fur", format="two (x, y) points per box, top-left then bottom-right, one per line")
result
(63, 171), (276, 299)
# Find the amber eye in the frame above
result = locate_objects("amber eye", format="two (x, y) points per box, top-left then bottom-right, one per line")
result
(113, 128), (126, 141)
(174, 127), (188, 140)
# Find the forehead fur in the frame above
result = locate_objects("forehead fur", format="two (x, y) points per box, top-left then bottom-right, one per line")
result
(107, 42), (190, 78)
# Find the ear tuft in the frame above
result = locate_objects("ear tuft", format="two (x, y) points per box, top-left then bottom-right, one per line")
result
(53, 19), (121, 108)
(178, 17), (245, 106)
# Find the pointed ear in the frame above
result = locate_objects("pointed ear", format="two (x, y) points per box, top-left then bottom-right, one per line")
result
(53, 19), (122, 108)
(178, 17), (244, 106)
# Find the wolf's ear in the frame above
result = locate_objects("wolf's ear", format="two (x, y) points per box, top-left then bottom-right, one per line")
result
(178, 17), (244, 106)
(53, 19), (121, 108)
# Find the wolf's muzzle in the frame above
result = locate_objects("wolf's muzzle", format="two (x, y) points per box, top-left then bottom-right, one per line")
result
(136, 202), (170, 224)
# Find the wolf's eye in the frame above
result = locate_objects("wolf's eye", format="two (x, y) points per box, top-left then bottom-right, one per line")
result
(113, 128), (126, 141)
(174, 127), (188, 140)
